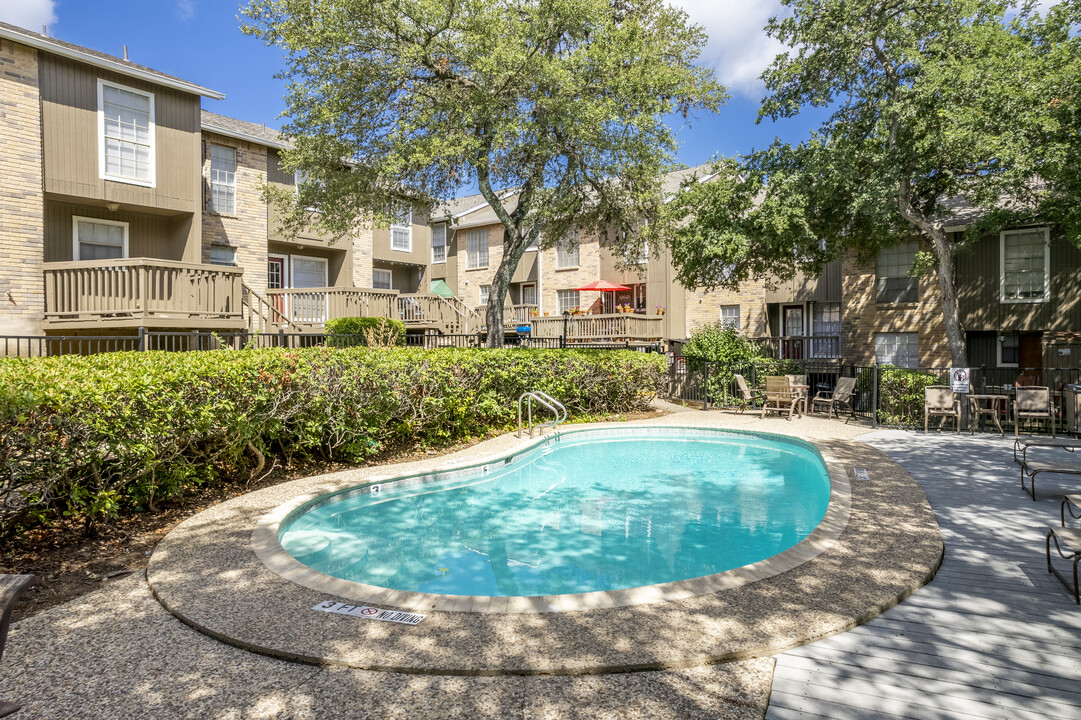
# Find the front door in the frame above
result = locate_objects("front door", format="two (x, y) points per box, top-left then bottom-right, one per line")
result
(782, 304), (805, 359)
(267, 256), (286, 322)
(521, 283), (537, 306)
(1018, 333), (1043, 384)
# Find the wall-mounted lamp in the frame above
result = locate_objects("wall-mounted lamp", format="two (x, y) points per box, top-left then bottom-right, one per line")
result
(105, 202), (120, 212)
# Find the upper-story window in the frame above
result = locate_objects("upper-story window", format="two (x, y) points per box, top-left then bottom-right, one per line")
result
(73, 216), (128, 261)
(466, 228), (488, 269)
(1001, 228), (1050, 303)
(557, 229), (580, 269)
(98, 80), (154, 186)
(209, 144), (237, 215)
(209, 244), (237, 266)
(875, 241), (918, 303)
(431, 223), (447, 263)
(391, 206), (412, 251)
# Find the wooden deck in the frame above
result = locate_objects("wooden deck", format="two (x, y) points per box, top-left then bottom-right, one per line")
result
(767, 430), (1081, 720)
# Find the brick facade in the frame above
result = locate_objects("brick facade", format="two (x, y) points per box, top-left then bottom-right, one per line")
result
(683, 281), (767, 338)
(200, 133), (269, 298)
(539, 232), (603, 315)
(841, 247), (950, 367)
(351, 223), (374, 288)
(0, 40), (44, 336)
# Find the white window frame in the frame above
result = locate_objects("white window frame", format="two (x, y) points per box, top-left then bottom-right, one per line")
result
(479, 285), (490, 305)
(209, 244), (237, 266)
(372, 268), (393, 290)
(208, 143), (237, 215)
(1000, 227), (1051, 304)
(288, 254), (328, 288)
(466, 228), (488, 269)
(391, 206), (412, 252)
(72, 216), (129, 261)
(557, 289), (581, 314)
(431, 222), (447, 264)
(97, 79), (155, 188)
(719, 304), (740, 330)
(557, 229), (580, 269)
(997, 333), (1020, 368)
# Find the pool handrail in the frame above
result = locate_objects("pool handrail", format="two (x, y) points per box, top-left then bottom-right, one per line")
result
(518, 391), (567, 438)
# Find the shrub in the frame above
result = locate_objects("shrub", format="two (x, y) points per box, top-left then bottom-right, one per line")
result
(680, 324), (802, 406)
(325, 317), (407, 346)
(0, 347), (664, 538)
(682, 323), (760, 364)
(858, 365), (944, 426)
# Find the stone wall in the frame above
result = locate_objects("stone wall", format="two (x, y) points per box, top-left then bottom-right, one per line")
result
(841, 247), (950, 367)
(0, 40), (44, 336)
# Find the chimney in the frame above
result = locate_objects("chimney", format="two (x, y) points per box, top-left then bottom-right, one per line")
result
(123, 45), (128, 61)
(42, 25), (47, 36)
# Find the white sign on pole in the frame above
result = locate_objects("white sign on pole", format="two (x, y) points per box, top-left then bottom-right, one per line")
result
(951, 367), (970, 393)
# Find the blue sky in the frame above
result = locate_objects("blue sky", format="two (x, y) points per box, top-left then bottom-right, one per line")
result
(3, 0), (827, 189)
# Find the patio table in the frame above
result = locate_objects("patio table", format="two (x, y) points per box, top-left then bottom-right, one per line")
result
(968, 393), (1009, 436)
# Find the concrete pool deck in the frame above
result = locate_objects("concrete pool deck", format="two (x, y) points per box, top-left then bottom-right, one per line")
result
(145, 411), (942, 675)
(0, 406), (964, 718)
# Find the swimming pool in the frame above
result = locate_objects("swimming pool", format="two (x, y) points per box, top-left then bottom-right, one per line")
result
(278, 428), (831, 598)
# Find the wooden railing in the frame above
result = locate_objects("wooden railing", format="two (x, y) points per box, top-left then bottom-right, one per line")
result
(752, 335), (842, 360)
(530, 313), (664, 342)
(398, 294), (477, 333)
(43, 259), (244, 329)
(506, 305), (539, 325)
(265, 288), (398, 327)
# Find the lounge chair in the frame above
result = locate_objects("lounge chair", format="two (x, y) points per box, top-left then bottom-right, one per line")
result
(0, 574), (33, 718)
(1013, 436), (1079, 465)
(761, 376), (802, 420)
(1062, 494), (1081, 528)
(1020, 458), (1081, 500)
(1047, 526), (1081, 603)
(811, 376), (857, 420)
(1015, 386), (1055, 438)
(924, 386), (961, 434)
(732, 374), (763, 413)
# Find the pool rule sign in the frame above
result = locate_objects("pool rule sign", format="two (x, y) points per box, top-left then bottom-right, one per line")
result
(951, 368), (970, 393)
(313, 601), (425, 625)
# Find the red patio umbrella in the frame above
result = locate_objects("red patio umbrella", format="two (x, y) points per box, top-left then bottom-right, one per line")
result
(573, 280), (630, 292)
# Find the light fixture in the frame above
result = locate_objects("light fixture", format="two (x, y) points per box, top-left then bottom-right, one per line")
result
(105, 202), (120, 212)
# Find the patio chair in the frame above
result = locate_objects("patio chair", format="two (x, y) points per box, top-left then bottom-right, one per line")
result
(0, 574), (33, 718)
(924, 386), (961, 434)
(761, 376), (802, 420)
(1047, 526), (1081, 604)
(1020, 457), (1081, 500)
(1015, 386), (1055, 438)
(732, 374), (763, 413)
(811, 376), (858, 421)
(1062, 494), (1081, 528)
(785, 374), (809, 414)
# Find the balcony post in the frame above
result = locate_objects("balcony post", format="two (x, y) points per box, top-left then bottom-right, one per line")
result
(138, 326), (146, 352)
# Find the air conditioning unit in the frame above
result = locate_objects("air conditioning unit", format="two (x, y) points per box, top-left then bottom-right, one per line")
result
(1065, 385), (1081, 434)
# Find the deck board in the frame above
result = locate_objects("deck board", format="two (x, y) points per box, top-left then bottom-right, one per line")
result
(767, 431), (1081, 720)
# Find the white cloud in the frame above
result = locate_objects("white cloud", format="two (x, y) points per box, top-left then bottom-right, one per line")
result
(176, 0), (195, 22)
(669, 0), (787, 97)
(0, 0), (58, 33)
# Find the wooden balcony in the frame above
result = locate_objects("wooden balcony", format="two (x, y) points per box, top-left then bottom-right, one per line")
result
(264, 288), (479, 334)
(530, 313), (664, 343)
(43, 259), (245, 330)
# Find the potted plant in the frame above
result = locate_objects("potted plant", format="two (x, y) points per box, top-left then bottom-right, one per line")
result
(656, 305), (666, 316)
(529, 308), (540, 318)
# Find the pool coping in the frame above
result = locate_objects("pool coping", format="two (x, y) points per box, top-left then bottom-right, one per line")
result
(252, 426), (851, 614)
(147, 417), (944, 676)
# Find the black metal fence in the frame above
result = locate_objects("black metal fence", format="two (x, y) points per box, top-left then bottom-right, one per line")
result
(667, 356), (1081, 429)
(0, 329), (661, 358)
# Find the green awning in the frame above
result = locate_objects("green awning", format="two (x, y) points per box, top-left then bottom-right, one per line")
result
(430, 279), (455, 298)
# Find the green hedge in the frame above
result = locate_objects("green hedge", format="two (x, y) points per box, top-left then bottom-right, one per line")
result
(0, 347), (664, 538)
(325, 316), (407, 346)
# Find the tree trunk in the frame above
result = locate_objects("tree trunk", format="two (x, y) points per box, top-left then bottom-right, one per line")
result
(483, 228), (530, 348)
(927, 228), (968, 368)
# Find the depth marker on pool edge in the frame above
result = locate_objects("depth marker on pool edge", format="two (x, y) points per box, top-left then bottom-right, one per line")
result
(313, 601), (426, 625)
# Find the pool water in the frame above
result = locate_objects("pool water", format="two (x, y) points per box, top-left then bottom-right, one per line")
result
(279, 429), (831, 597)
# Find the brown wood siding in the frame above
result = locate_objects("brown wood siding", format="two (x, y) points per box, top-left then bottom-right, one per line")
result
(765, 259), (843, 303)
(267, 149), (293, 185)
(432, 227), (459, 295)
(44, 200), (192, 262)
(372, 205), (431, 267)
(39, 54), (201, 212)
(956, 231), (1081, 332)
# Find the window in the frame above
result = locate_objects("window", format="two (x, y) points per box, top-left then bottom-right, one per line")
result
(209, 144), (237, 214)
(391, 206), (412, 251)
(719, 305), (740, 330)
(557, 230), (580, 269)
(479, 285), (490, 305)
(466, 228), (488, 269)
(73, 217), (127, 261)
(876, 241), (918, 303)
(290, 255), (327, 289)
(209, 245), (236, 266)
(875, 332), (919, 368)
(98, 80), (154, 185)
(999, 333), (1020, 367)
(557, 290), (581, 314)
(813, 302), (842, 336)
(638, 241), (649, 265)
(372, 268), (392, 289)
(431, 223), (447, 263)
(1001, 228), (1050, 302)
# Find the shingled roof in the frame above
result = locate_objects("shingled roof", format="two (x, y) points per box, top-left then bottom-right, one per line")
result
(0, 20), (223, 99)
(201, 110), (289, 149)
